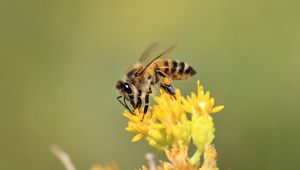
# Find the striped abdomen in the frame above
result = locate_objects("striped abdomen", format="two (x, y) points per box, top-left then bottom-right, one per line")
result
(153, 59), (197, 80)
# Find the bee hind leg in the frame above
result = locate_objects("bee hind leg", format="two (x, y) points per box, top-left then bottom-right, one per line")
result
(156, 70), (177, 99)
(160, 84), (175, 95)
(160, 84), (177, 100)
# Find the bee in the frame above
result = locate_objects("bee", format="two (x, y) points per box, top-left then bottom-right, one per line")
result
(116, 43), (196, 119)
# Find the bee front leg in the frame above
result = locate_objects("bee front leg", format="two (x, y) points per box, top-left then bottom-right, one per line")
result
(141, 88), (152, 121)
(126, 94), (137, 114)
(117, 96), (133, 114)
(136, 90), (142, 111)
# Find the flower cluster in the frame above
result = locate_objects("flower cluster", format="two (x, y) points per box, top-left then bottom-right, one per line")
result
(123, 80), (224, 169)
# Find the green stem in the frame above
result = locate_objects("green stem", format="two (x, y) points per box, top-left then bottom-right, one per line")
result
(190, 148), (202, 165)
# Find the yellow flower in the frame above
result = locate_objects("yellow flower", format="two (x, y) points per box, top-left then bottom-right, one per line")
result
(141, 144), (219, 170)
(181, 80), (224, 116)
(161, 144), (199, 170)
(200, 144), (219, 170)
(140, 145), (199, 170)
(123, 90), (191, 150)
(123, 80), (224, 166)
(190, 114), (215, 164)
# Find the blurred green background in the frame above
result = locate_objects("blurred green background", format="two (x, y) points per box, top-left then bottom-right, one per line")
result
(1, 0), (300, 169)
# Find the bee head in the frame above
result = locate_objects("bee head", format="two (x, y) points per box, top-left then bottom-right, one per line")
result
(116, 80), (134, 99)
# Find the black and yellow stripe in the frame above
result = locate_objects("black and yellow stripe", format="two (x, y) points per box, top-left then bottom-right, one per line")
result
(154, 59), (196, 80)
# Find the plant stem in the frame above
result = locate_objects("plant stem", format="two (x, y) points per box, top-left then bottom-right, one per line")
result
(190, 148), (202, 165)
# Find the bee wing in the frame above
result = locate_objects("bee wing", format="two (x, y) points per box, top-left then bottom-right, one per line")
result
(154, 43), (177, 60)
(139, 42), (160, 63)
(138, 43), (178, 75)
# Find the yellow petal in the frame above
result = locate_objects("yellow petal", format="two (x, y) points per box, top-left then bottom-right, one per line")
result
(122, 112), (132, 119)
(125, 127), (134, 132)
(148, 129), (163, 141)
(211, 105), (224, 113)
(197, 80), (204, 96)
(204, 91), (210, 102)
(131, 134), (144, 142)
(152, 123), (165, 130)
(210, 98), (215, 107)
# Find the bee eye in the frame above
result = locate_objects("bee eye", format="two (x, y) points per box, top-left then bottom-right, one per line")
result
(123, 83), (132, 93)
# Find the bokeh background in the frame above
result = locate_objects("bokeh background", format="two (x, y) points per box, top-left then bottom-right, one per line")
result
(1, 0), (300, 169)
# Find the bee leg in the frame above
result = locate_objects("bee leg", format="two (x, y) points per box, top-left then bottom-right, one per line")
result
(160, 84), (176, 95)
(124, 93), (136, 114)
(128, 94), (136, 110)
(141, 88), (152, 121)
(117, 96), (134, 114)
(156, 70), (177, 99)
(136, 90), (142, 111)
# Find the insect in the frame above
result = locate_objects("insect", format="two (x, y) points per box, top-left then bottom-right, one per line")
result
(116, 42), (197, 119)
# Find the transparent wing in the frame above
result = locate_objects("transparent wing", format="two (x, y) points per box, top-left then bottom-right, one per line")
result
(139, 42), (160, 63)
(154, 43), (177, 60)
(138, 43), (178, 75)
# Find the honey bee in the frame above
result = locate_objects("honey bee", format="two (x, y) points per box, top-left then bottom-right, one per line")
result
(116, 43), (196, 119)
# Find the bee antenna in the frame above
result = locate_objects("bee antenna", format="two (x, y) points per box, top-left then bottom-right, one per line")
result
(117, 96), (134, 114)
